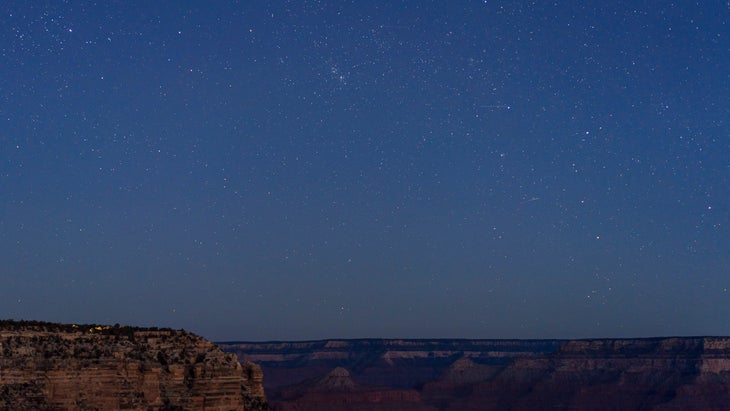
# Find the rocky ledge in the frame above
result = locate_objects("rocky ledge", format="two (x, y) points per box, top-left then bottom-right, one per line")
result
(0, 320), (268, 411)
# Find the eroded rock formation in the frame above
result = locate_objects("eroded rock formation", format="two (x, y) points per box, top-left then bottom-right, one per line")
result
(0, 320), (267, 411)
(221, 337), (730, 411)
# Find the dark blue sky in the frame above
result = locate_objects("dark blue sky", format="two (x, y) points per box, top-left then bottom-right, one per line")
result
(2, 1), (729, 341)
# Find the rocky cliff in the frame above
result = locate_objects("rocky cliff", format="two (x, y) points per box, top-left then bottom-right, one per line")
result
(221, 337), (730, 411)
(0, 320), (267, 411)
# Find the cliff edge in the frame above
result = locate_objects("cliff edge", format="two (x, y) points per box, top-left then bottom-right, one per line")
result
(0, 320), (268, 411)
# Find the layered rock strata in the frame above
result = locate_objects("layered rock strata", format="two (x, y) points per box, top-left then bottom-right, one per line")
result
(0, 320), (267, 411)
(221, 337), (730, 411)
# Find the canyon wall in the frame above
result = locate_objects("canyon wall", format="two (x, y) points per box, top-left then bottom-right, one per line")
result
(221, 337), (730, 411)
(0, 320), (267, 411)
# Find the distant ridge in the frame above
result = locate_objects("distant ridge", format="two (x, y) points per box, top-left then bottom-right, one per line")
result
(221, 336), (730, 411)
(220, 335), (730, 344)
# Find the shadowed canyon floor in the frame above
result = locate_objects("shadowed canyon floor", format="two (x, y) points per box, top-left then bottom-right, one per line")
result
(220, 337), (730, 411)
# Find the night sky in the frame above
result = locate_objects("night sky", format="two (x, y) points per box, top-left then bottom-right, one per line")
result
(2, 1), (729, 341)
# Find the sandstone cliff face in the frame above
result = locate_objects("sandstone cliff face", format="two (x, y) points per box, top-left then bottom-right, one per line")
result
(221, 337), (730, 411)
(0, 320), (267, 411)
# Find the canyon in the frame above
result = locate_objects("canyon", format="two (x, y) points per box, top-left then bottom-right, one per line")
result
(0, 320), (267, 411)
(4, 319), (730, 411)
(221, 337), (730, 411)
